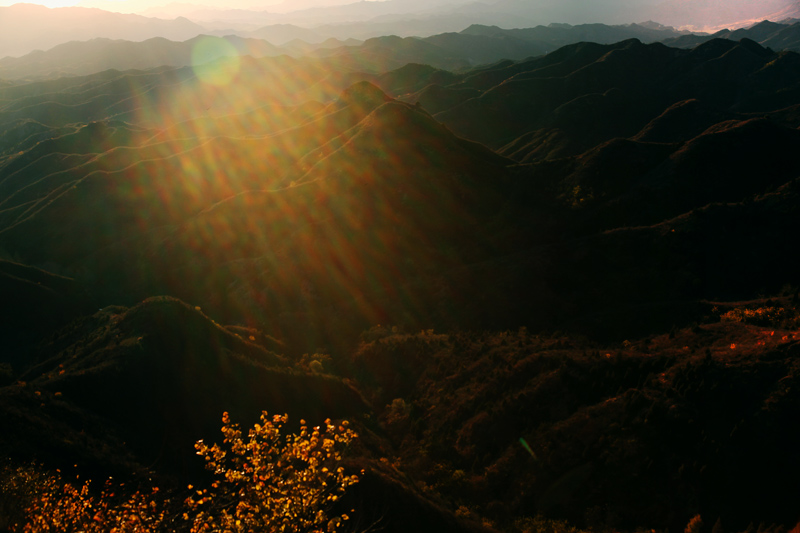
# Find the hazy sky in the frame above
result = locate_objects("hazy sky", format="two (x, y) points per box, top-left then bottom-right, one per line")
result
(0, 0), (370, 11)
(0, 0), (80, 5)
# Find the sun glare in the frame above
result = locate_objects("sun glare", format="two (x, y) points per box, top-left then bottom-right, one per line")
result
(191, 37), (242, 86)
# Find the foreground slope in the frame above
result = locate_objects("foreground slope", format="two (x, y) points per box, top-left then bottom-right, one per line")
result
(0, 296), (494, 533)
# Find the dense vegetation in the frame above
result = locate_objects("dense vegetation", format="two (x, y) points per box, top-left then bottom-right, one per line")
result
(3, 412), (358, 532)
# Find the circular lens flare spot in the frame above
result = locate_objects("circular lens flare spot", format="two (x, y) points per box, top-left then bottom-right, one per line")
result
(191, 37), (241, 86)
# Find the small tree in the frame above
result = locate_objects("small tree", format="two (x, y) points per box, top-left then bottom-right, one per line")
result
(185, 411), (359, 533)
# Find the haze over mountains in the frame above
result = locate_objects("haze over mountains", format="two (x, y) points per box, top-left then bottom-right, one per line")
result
(2, 2), (800, 532)
(86, 0), (800, 31)
(3, 0), (800, 58)
(0, 3), (205, 58)
(0, 21), (697, 80)
(7, 14), (800, 82)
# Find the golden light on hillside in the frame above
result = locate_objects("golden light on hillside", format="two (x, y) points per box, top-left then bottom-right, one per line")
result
(109, 67), (411, 333)
(64, 55), (489, 349)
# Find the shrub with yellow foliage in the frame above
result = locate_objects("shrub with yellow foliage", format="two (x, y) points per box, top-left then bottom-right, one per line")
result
(16, 411), (359, 533)
(184, 411), (359, 533)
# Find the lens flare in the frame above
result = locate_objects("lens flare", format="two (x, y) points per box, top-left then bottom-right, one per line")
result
(191, 37), (241, 86)
(520, 438), (538, 460)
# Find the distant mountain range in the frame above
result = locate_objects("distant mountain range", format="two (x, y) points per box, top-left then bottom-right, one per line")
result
(131, 0), (800, 32)
(646, 0), (800, 30)
(663, 19), (800, 50)
(0, 3), (205, 58)
(3, 0), (799, 59)
(0, 21), (692, 80)
(8, 18), (800, 83)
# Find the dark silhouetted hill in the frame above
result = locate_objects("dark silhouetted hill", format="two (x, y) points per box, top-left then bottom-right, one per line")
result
(433, 37), (800, 157)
